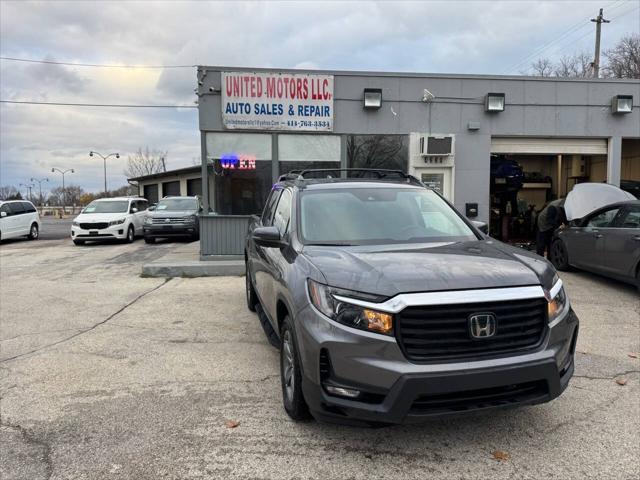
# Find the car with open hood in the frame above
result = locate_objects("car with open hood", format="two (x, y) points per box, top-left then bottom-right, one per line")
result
(550, 183), (639, 288)
(245, 168), (578, 425)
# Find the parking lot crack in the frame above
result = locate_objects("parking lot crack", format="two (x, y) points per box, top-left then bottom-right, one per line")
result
(573, 369), (640, 380)
(0, 278), (171, 364)
(1, 421), (52, 479)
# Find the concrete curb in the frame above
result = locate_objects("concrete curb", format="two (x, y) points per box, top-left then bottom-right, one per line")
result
(141, 260), (244, 278)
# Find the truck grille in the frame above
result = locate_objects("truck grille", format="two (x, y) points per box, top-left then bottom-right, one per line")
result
(396, 298), (547, 361)
(79, 222), (109, 230)
(151, 217), (185, 224)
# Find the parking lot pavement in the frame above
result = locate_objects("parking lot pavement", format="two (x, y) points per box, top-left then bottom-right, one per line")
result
(1, 240), (638, 480)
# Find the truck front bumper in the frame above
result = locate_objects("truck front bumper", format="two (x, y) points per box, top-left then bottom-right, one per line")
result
(297, 305), (578, 425)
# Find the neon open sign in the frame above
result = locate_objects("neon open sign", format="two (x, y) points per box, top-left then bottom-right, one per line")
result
(220, 153), (256, 170)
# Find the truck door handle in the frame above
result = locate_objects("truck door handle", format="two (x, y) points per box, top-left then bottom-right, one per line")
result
(594, 233), (603, 239)
(633, 236), (640, 242)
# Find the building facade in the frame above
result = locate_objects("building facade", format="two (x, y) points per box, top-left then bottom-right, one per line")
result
(191, 66), (639, 255)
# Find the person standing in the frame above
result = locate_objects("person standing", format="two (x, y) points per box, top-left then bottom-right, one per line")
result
(536, 199), (565, 257)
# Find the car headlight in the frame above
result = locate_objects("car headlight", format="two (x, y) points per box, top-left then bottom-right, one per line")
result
(547, 281), (568, 323)
(109, 218), (126, 226)
(144, 217), (153, 224)
(72, 220), (79, 226)
(307, 279), (393, 335)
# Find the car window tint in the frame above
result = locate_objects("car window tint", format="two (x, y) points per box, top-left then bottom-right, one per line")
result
(272, 189), (292, 234)
(262, 189), (282, 226)
(22, 202), (36, 213)
(8, 202), (25, 215)
(587, 208), (620, 228)
(619, 207), (640, 228)
(0, 204), (11, 216)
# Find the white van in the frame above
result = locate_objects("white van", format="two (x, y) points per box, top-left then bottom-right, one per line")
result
(71, 197), (148, 245)
(0, 200), (41, 241)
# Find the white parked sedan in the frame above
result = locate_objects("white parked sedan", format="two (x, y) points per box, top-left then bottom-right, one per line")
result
(71, 197), (148, 245)
(0, 200), (41, 241)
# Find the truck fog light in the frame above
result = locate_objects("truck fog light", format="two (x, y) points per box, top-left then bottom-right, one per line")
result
(324, 384), (360, 399)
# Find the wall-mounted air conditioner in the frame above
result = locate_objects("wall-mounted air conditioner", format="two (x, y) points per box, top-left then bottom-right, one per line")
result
(419, 135), (453, 156)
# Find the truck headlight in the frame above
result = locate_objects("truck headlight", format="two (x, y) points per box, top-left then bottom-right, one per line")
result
(144, 217), (153, 224)
(185, 215), (197, 224)
(547, 281), (568, 323)
(109, 218), (126, 226)
(307, 279), (392, 335)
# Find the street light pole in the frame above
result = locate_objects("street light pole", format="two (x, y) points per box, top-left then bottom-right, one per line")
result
(30, 177), (49, 212)
(19, 183), (34, 202)
(51, 168), (74, 215)
(89, 151), (120, 196)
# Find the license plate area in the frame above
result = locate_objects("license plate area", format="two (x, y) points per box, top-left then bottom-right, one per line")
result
(90, 230), (98, 235)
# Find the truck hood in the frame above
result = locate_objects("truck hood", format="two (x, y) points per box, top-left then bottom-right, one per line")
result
(302, 240), (552, 297)
(564, 183), (635, 221)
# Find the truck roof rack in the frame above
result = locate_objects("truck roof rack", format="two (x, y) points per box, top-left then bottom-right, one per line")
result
(277, 168), (424, 187)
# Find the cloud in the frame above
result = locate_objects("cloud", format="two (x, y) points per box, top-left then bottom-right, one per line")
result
(1, 0), (638, 193)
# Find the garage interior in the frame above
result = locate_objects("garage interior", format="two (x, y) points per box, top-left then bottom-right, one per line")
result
(489, 137), (610, 246)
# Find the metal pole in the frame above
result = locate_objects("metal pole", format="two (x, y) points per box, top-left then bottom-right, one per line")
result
(104, 156), (107, 195)
(591, 8), (610, 78)
(62, 172), (66, 215)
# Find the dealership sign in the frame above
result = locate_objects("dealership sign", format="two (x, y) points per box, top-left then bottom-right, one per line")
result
(221, 71), (334, 132)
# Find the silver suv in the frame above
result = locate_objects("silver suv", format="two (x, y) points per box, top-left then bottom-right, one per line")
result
(245, 169), (578, 425)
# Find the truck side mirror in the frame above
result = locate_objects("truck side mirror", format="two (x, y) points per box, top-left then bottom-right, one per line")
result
(252, 226), (286, 248)
(472, 220), (489, 234)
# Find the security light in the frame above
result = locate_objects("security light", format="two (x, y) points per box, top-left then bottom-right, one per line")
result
(363, 88), (382, 110)
(611, 95), (633, 114)
(485, 93), (505, 112)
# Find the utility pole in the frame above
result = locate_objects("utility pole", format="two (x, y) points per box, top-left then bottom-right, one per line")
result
(591, 8), (610, 78)
(20, 183), (34, 202)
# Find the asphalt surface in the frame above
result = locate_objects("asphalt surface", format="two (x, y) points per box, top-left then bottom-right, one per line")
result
(39, 218), (72, 241)
(0, 239), (638, 479)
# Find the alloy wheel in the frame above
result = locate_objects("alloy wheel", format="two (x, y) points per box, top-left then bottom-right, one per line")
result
(282, 330), (295, 404)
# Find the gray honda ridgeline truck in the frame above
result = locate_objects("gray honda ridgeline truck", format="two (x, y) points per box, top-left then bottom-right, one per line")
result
(245, 169), (578, 425)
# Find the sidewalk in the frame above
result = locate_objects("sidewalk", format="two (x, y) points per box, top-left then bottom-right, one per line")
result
(141, 241), (244, 277)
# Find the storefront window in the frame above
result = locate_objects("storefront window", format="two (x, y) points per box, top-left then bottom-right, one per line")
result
(278, 134), (341, 178)
(206, 133), (272, 215)
(346, 135), (408, 174)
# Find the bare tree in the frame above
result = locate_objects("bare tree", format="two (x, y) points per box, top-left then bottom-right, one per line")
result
(530, 58), (554, 77)
(553, 52), (592, 78)
(347, 135), (407, 173)
(602, 33), (640, 79)
(49, 185), (84, 207)
(0, 185), (21, 200)
(123, 147), (168, 179)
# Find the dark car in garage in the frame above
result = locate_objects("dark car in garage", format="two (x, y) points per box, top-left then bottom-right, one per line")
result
(550, 183), (639, 288)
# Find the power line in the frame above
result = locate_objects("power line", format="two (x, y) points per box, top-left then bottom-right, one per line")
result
(0, 100), (198, 108)
(0, 56), (195, 69)
(504, 0), (627, 73)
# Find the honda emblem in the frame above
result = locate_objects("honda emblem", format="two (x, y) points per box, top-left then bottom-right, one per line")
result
(469, 313), (497, 339)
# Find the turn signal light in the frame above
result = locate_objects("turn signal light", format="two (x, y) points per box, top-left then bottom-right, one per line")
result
(363, 309), (393, 334)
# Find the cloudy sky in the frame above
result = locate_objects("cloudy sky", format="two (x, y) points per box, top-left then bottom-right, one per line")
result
(1, 0), (638, 195)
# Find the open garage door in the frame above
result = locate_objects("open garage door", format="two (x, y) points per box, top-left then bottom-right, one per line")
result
(491, 137), (607, 155)
(489, 137), (609, 248)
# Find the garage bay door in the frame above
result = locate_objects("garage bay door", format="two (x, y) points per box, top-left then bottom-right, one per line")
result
(491, 137), (608, 155)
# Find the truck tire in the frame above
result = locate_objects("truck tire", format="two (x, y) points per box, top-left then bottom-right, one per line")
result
(246, 264), (258, 312)
(280, 315), (311, 421)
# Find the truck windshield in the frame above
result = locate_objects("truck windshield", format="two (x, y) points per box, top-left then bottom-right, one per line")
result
(83, 201), (129, 214)
(156, 198), (198, 211)
(300, 188), (477, 245)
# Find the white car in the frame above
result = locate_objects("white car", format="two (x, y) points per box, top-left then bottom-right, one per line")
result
(0, 200), (41, 241)
(71, 197), (149, 245)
